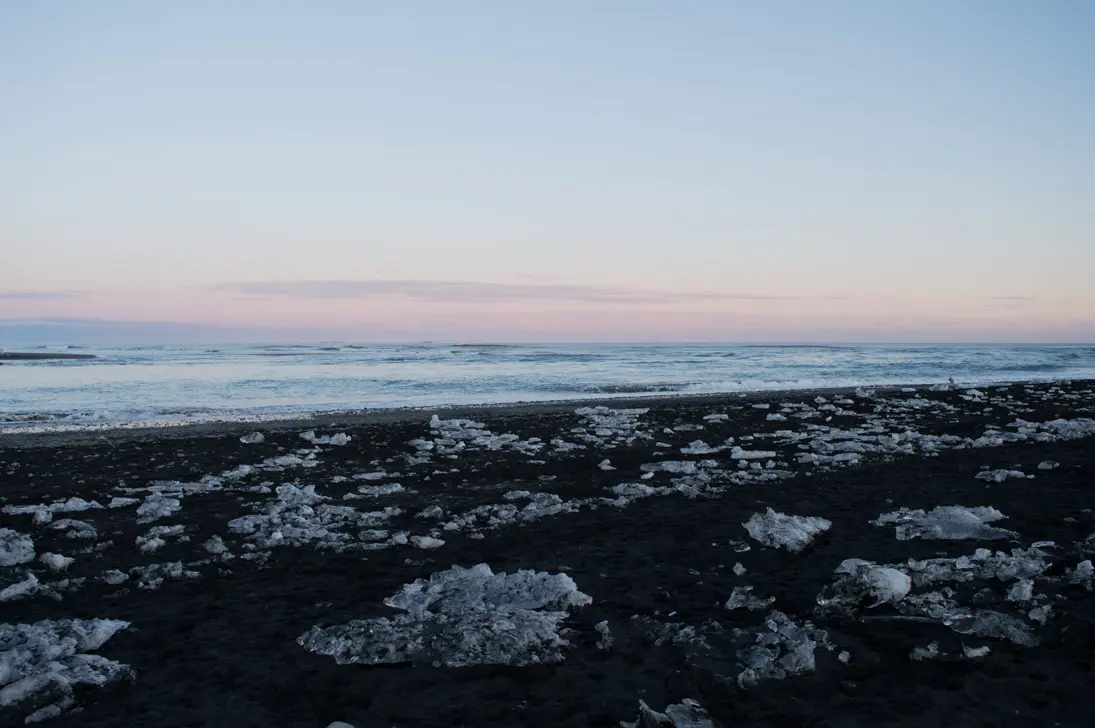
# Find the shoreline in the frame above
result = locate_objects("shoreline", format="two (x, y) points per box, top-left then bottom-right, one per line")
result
(3, 377), (1093, 448)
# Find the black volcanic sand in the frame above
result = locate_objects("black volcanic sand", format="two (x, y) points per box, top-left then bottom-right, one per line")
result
(2, 382), (1094, 728)
(0, 352), (96, 360)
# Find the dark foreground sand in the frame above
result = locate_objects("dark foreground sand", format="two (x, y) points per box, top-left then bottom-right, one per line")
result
(2, 381), (1094, 727)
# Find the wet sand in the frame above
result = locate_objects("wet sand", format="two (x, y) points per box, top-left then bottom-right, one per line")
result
(1, 380), (1094, 727)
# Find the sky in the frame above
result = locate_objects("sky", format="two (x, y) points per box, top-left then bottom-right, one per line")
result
(2, 0), (1094, 343)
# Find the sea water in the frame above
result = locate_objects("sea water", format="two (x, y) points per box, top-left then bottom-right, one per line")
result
(1, 343), (1093, 431)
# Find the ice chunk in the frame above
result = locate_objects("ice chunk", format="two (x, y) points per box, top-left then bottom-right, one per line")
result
(50, 519), (97, 539)
(725, 586), (775, 611)
(1005, 579), (1034, 603)
(910, 642), (940, 661)
(0, 574), (39, 602)
(736, 611), (829, 687)
(298, 564), (591, 667)
(0, 618), (131, 721)
(136, 494), (181, 523)
(620, 698), (715, 728)
(680, 440), (722, 455)
(38, 553), (74, 572)
(730, 446), (778, 460)
(1036, 460), (1059, 470)
(963, 645), (991, 659)
(598, 459), (617, 471)
(0, 529), (34, 567)
(944, 610), (1039, 647)
(240, 432), (265, 444)
(743, 509), (831, 552)
(817, 562), (911, 612)
(409, 536), (445, 550)
(301, 430), (352, 446)
(732, 562), (747, 576)
(974, 469), (1029, 482)
(872, 506), (1016, 541)
(594, 620), (614, 650)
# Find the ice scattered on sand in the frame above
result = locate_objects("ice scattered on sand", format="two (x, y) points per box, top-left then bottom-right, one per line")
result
(573, 407), (651, 449)
(240, 432), (265, 444)
(743, 509), (831, 553)
(620, 698), (715, 728)
(725, 586), (775, 611)
(298, 564), (591, 667)
(0, 618), (131, 722)
(229, 484), (397, 550)
(872, 505), (1017, 541)
(130, 562), (200, 590)
(415, 416), (544, 456)
(0, 529), (35, 567)
(136, 525), (186, 554)
(3, 498), (102, 526)
(440, 492), (586, 533)
(301, 430), (352, 446)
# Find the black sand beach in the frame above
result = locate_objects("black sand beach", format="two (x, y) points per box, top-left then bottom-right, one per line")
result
(2, 381), (1094, 727)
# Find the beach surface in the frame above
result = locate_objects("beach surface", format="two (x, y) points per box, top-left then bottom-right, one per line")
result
(2, 380), (1094, 727)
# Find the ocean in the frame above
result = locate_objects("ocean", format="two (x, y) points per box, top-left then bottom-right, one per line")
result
(2, 343), (1093, 431)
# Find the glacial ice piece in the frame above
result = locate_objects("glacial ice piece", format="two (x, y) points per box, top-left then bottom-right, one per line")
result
(38, 554), (74, 572)
(0, 529), (34, 567)
(594, 620), (614, 650)
(0, 574), (39, 602)
(240, 432), (265, 444)
(816, 561), (911, 613)
(743, 509), (831, 552)
(0, 618), (131, 722)
(298, 564), (591, 668)
(136, 494), (181, 523)
(301, 431), (352, 446)
(724, 586), (775, 611)
(944, 610), (1038, 647)
(735, 611), (829, 687)
(910, 642), (941, 661)
(871, 506), (1017, 541)
(49, 520), (97, 539)
(620, 698), (715, 728)
(974, 469), (1029, 483)
(1036, 461), (1058, 470)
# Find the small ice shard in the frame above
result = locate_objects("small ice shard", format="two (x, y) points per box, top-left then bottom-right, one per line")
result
(594, 620), (614, 650)
(38, 553), (74, 572)
(0, 528), (35, 567)
(107, 497), (140, 509)
(1036, 460), (1059, 470)
(1069, 560), (1094, 587)
(732, 562), (747, 576)
(204, 535), (229, 555)
(743, 509), (831, 553)
(50, 519), (97, 539)
(703, 414), (729, 422)
(240, 432), (265, 444)
(910, 641), (941, 661)
(298, 564), (591, 667)
(962, 644), (991, 659)
(598, 459), (616, 471)
(620, 698), (715, 728)
(872, 506), (1016, 541)
(100, 570), (129, 586)
(766, 413), (787, 422)
(838, 650), (850, 664)
(725, 586), (775, 611)
(1028, 605), (1053, 625)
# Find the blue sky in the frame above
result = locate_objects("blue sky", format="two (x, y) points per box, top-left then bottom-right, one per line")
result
(2, 1), (1093, 342)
